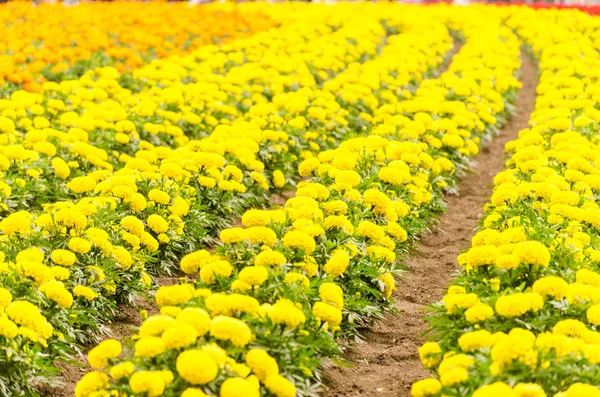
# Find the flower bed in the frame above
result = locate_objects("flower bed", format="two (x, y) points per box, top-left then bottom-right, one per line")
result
(413, 7), (600, 397)
(73, 6), (523, 397)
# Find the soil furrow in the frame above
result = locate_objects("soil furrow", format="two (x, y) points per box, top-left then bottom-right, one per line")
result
(324, 50), (538, 397)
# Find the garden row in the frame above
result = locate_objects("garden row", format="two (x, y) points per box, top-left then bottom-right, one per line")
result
(0, 4), (448, 396)
(73, 6), (522, 397)
(0, 2), (276, 94)
(413, 7), (600, 397)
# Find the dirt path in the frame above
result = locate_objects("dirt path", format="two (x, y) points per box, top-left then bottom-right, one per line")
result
(324, 51), (538, 397)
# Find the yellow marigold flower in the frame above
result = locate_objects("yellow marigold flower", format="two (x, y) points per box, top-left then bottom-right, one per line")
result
(386, 222), (408, 242)
(440, 367), (468, 387)
(532, 276), (568, 299)
(513, 241), (550, 267)
(177, 307), (211, 337)
(284, 272), (310, 288)
(273, 170), (286, 188)
(176, 350), (218, 385)
(472, 382), (515, 397)
(443, 293), (480, 314)
(495, 253), (520, 270)
(129, 371), (165, 397)
(245, 348), (279, 381)
(17, 261), (52, 285)
(74, 285), (98, 301)
(410, 378), (442, 397)
(356, 221), (386, 242)
(182, 388), (209, 397)
(39, 281), (73, 308)
(0, 211), (32, 235)
(323, 199), (348, 215)
(111, 246), (133, 270)
(51, 157), (70, 179)
(180, 249), (211, 275)
(0, 288), (11, 310)
(255, 250), (287, 267)
(464, 303), (494, 323)
(238, 266), (269, 286)
(75, 371), (109, 397)
(281, 230), (315, 253)
(458, 330), (494, 352)
(110, 361), (134, 381)
(220, 377), (259, 397)
(378, 272), (396, 298)
(312, 301), (342, 326)
(87, 339), (122, 369)
(148, 189), (171, 205)
(513, 383), (546, 397)
(210, 315), (253, 347)
(200, 260), (233, 284)
(324, 249), (350, 277)
(134, 336), (166, 358)
(561, 383), (600, 397)
(171, 197), (190, 217)
(0, 316), (18, 338)
(244, 226), (277, 246)
(495, 293), (544, 317)
(418, 342), (441, 369)
(16, 247), (42, 263)
(54, 208), (87, 231)
(378, 166), (406, 185)
(335, 169), (361, 187)
(367, 245), (396, 264)
(66, 176), (97, 193)
(265, 374), (296, 397)
(465, 245), (500, 268)
(160, 306), (182, 318)
(51, 249), (77, 267)
(126, 192), (147, 212)
(587, 304), (600, 326)
(69, 237), (92, 254)
(139, 315), (176, 337)
(319, 283), (344, 309)
(147, 214), (169, 234)
(269, 299), (306, 329)
(162, 323), (198, 349)
(156, 284), (194, 307)
(298, 157), (321, 177)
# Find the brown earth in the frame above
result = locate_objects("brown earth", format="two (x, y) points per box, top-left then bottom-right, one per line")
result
(323, 52), (538, 397)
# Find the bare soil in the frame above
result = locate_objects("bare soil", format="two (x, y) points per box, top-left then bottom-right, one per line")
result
(323, 52), (538, 397)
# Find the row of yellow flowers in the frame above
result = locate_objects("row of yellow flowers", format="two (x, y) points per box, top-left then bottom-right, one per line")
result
(413, 7), (600, 397)
(0, 4), (443, 396)
(74, 6), (523, 397)
(0, 2), (273, 93)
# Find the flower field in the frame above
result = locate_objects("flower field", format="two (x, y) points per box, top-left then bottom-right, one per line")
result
(0, 2), (599, 397)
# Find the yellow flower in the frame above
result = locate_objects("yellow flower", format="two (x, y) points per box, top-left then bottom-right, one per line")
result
(147, 214), (169, 234)
(245, 348), (279, 381)
(209, 315), (253, 347)
(129, 371), (165, 397)
(410, 378), (442, 397)
(176, 350), (218, 385)
(74, 285), (98, 301)
(87, 339), (122, 369)
(220, 377), (259, 397)
(75, 372), (109, 397)
(264, 374), (296, 397)
(51, 249), (76, 267)
(148, 189), (171, 205)
(110, 361), (135, 381)
(134, 336), (166, 358)
(39, 281), (73, 308)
